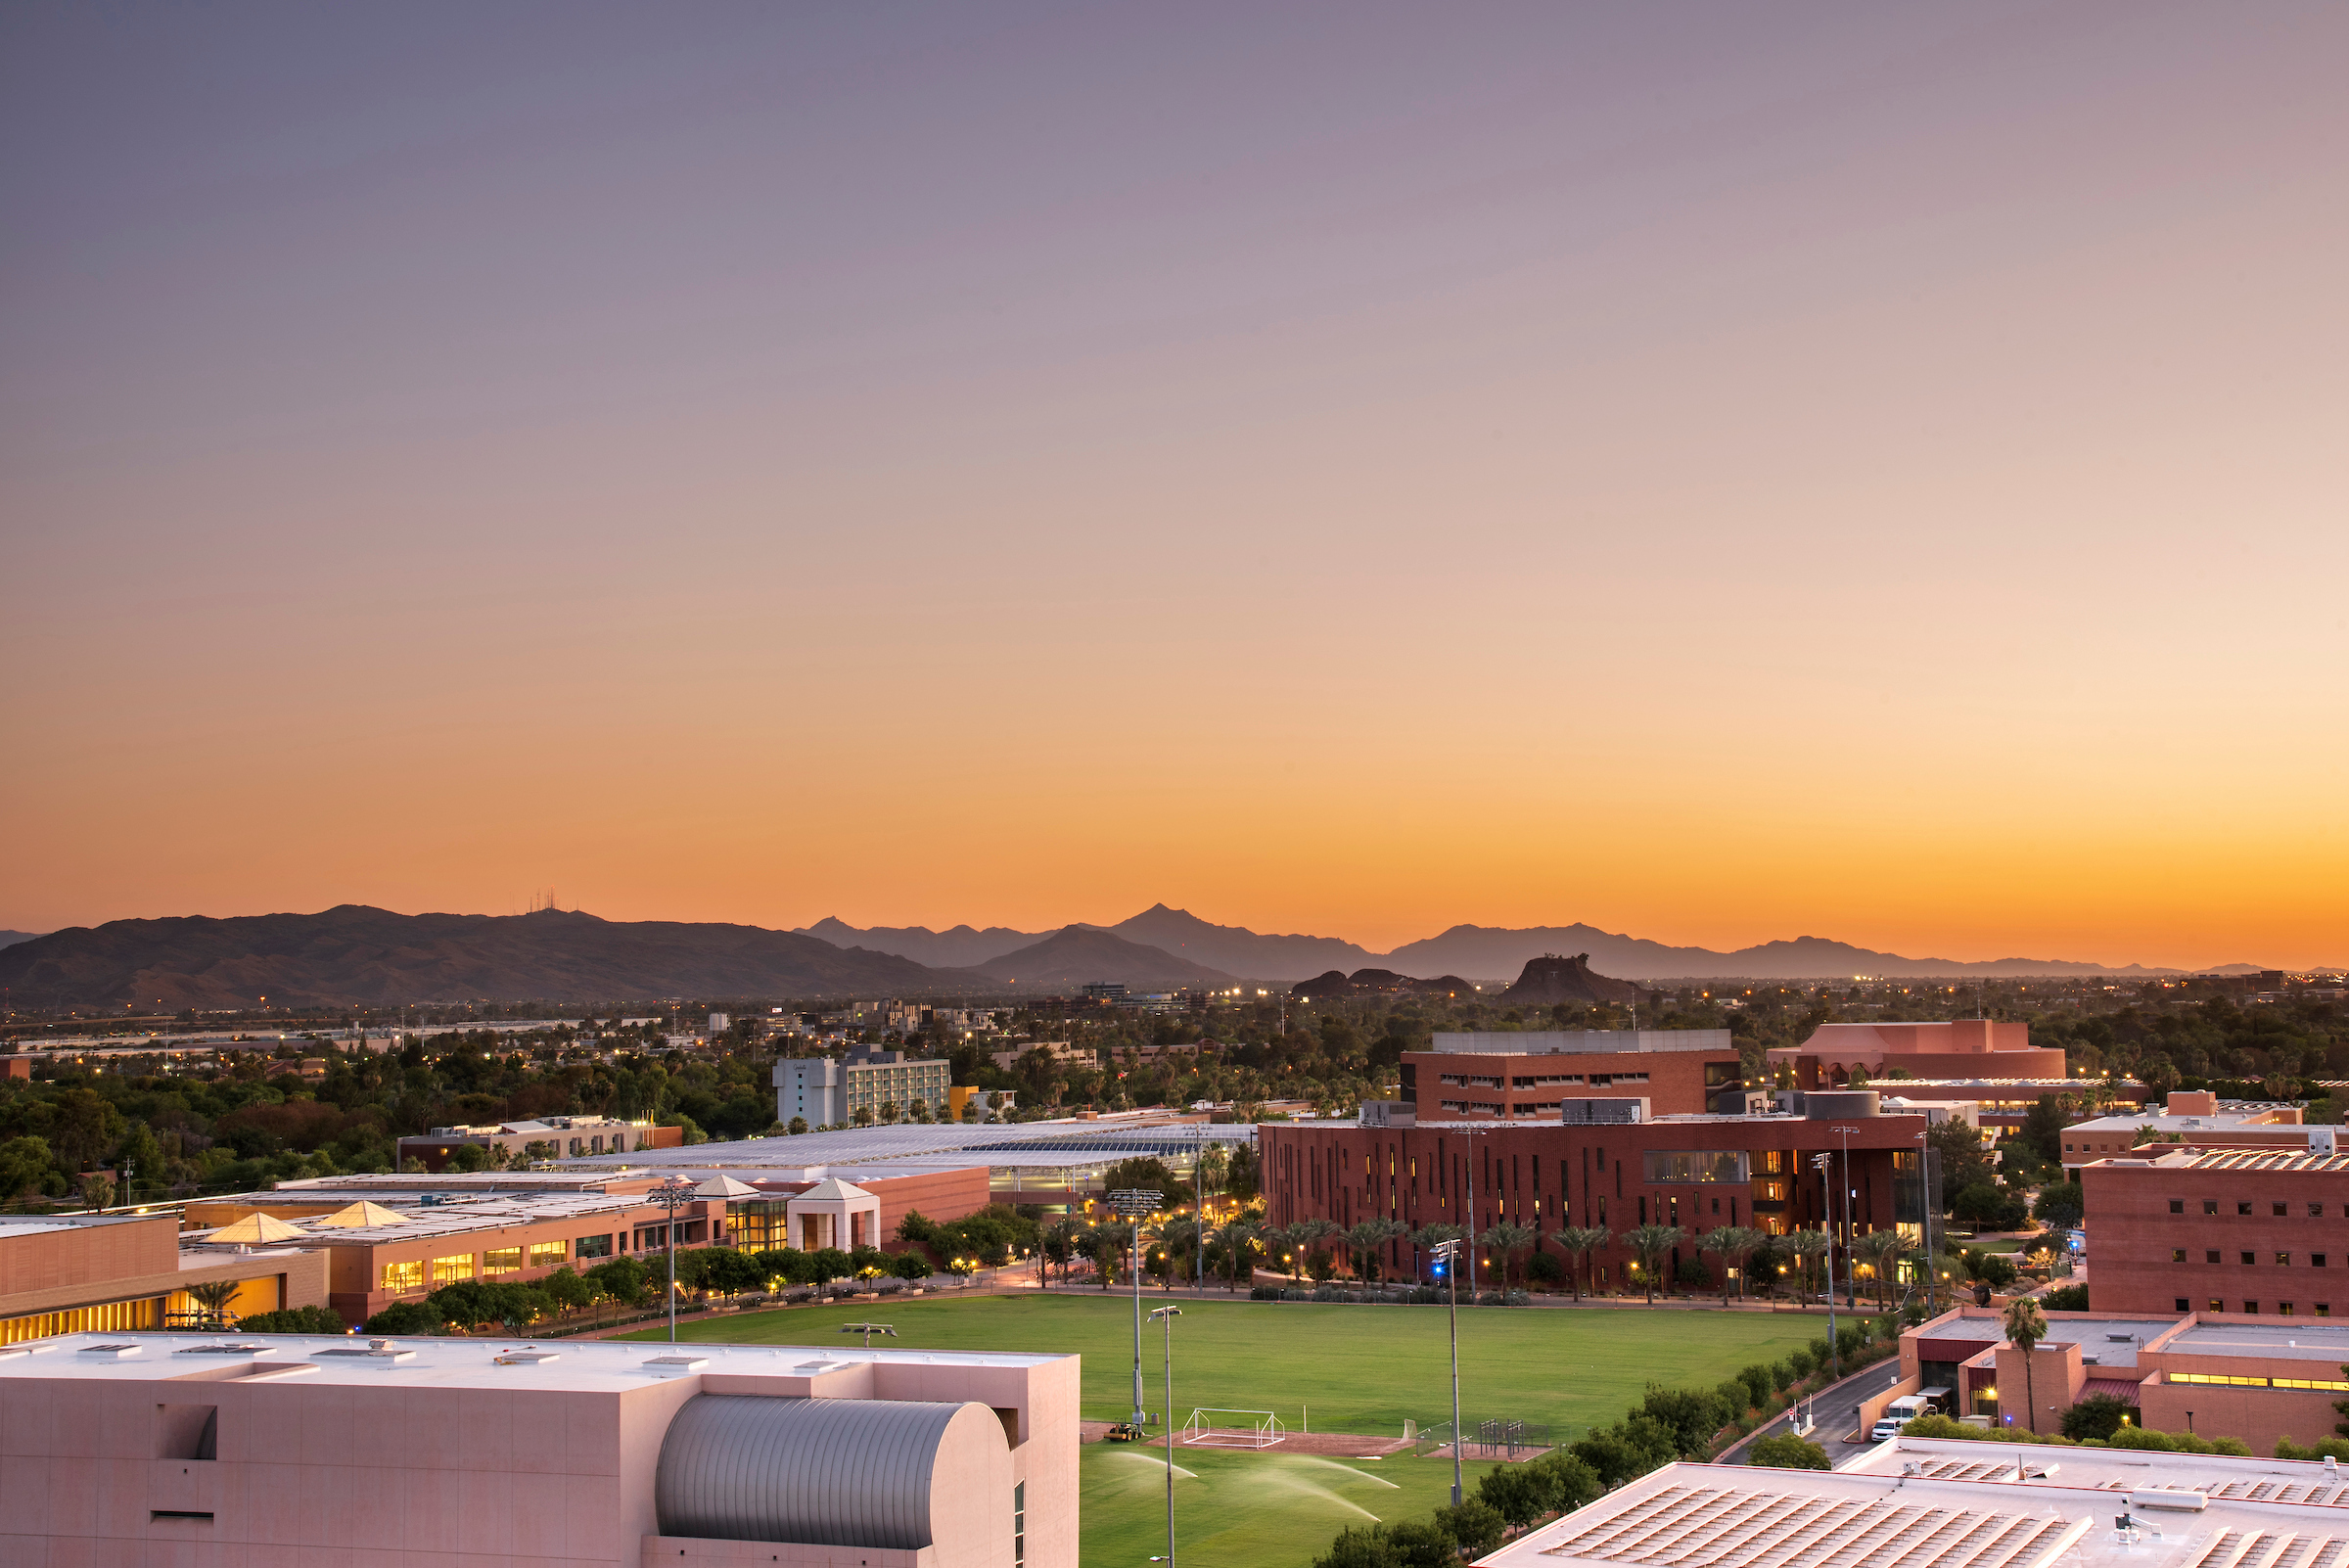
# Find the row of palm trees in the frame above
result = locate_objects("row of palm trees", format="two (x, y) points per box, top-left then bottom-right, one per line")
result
(1034, 1208), (1920, 1306)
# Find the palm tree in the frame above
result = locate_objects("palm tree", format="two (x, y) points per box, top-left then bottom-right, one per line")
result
(1854, 1230), (1911, 1314)
(1623, 1223), (1686, 1306)
(1345, 1218), (1409, 1283)
(186, 1279), (241, 1329)
(1287, 1218), (1339, 1282)
(1480, 1221), (1539, 1295)
(1547, 1225), (1611, 1302)
(1156, 1216), (1200, 1292)
(1703, 1225), (1768, 1306)
(2004, 1297), (2048, 1433)
(1783, 1229), (1831, 1307)
(1412, 1222), (1464, 1286)
(1042, 1217), (1084, 1290)
(1219, 1221), (1260, 1291)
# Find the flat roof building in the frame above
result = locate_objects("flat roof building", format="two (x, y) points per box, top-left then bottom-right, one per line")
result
(1769, 1018), (2068, 1090)
(394, 1114), (680, 1172)
(2081, 1144), (2349, 1318)
(2061, 1092), (2313, 1175)
(1405, 1031), (1743, 1120)
(1, 1213), (328, 1348)
(0, 1331), (1075, 1567)
(1261, 1095), (1931, 1294)
(1479, 1439), (2349, 1568)
(775, 1047), (952, 1129)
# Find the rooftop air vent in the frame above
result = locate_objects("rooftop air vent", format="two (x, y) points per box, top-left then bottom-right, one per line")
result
(79, 1343), (142, 1359)
(173, 1343), (270, 1356)
(494, 1349), (560, 1365)
(642, 1355), (709, 1373)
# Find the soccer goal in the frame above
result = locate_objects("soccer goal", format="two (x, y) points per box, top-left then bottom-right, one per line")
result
(1183, 1408), (1285, 1448)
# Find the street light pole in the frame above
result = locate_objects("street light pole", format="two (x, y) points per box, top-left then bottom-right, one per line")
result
(1840, 1127), (1858, 1312)
(651, 1176), (697, 1343)
(1110, 1188), (1162, 1429)
(1433, 1237), (1463, 1504)
(1151, 1305), (1180, 1568)
(1812, 1153), (1839, 1380)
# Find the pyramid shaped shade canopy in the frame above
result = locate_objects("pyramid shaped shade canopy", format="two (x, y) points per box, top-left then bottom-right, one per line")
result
(693, 1176), (761, 1199)
(311, 1201), (408, 1228)
(204, 1213), (307, 1244)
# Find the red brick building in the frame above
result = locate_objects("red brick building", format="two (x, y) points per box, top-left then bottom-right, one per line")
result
(1259, 1101), (1929, 1292)
(1770, 1019), (2067, 1089)
(2082, 1146), (2349, 1318)
(1404, 1030), (1744, 1121)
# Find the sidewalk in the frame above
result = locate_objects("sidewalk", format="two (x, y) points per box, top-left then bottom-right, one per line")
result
(1712, 1354), (1910, 1466)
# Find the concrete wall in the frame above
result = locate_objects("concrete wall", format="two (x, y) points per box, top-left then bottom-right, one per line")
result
(2135, 1372), (2343, 1450)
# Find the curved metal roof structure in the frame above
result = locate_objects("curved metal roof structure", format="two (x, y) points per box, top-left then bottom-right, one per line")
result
(654, 1393), (977, 1547)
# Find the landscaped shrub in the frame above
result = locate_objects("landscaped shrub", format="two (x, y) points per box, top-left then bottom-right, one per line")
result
(236, 1306), (349, 1334)
(363, 1300), (444, 1335)
(2041, 1283), (2089, 1312)
(1769, 1360), (1796, 1392)
(1748, 1434), (1832, 1469)
(1737, 1364), (1773, 1410)
(2277, 1437), (2349, 1461)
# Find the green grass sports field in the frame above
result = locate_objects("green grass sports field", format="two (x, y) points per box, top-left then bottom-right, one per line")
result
(623, 1293), (1826, 1567)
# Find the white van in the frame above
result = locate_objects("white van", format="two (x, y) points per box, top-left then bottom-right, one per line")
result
(1871, 1395), (1931, 1442)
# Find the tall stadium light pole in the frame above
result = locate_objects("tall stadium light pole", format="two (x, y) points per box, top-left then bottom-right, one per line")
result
(1841, 1127), (1858, 1312)
(1432, 1237), (1463, 1504)
(1111, 1188), (1163, 1428)
(653, 1176), (697, 1343)
(1915, 1130), (1937, 1317)
(1812, 1153), (1839, 1379)
(1151, 1306), (1181, 1568)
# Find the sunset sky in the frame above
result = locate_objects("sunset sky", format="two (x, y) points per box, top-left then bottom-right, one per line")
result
(3, 4), (2343, 968)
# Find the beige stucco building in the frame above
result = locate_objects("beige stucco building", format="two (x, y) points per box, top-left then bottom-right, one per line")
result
(0, 1331), (1077, 1567)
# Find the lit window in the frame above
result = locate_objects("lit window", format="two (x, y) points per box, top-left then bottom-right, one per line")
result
(529, 1241), (567, 1268)
(431, 1253), (476, 1283)
(380, 1260), (425, 1293)
(2279, 1253), (2294, 1268)
(2173, 1250), (2187, 1263)
(484, 1248), (523, 1275)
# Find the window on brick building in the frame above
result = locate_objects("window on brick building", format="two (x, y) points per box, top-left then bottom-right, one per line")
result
(2175, 1298), (2189, 1312)
(2318, 1255), (2329, 1268)
(2246, 1301), (2260, 1314)
(2169, 1200), (2185, 1214)
(2323, 1305), (2333, 1316)
(2205, 1200), (2219, 1214)
(2239, 1202), (2254, 1216)
(2207, 1251), (2221, 1264)
(2282, 1302), (2297, 1315)
(2210, 1298), (2224, 1311)
(2276, 1203), (2290, 1217)
(2316, 1205), (2328, 1218)
(2243, 1252), (2256, 1266)
(2174, 1249), (2188, 1263)
(2279, 1253), (2293, 1266)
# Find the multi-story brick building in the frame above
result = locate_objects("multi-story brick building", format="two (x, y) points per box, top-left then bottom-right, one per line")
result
(1769, 1018), (2068, 1089)
(1259, 1094), (1930, 1294)
(2082, 1145), (2349, 1318)
(2059, 1090), (2312, 1176)
(1401, 1030), (1744, 1121)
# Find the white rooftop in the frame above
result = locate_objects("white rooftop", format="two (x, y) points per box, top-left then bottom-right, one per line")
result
(564, 1116), (1255, 1180)
(0, 1332), (1068, 1392)
(1482, 1443), (2349, 1568)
